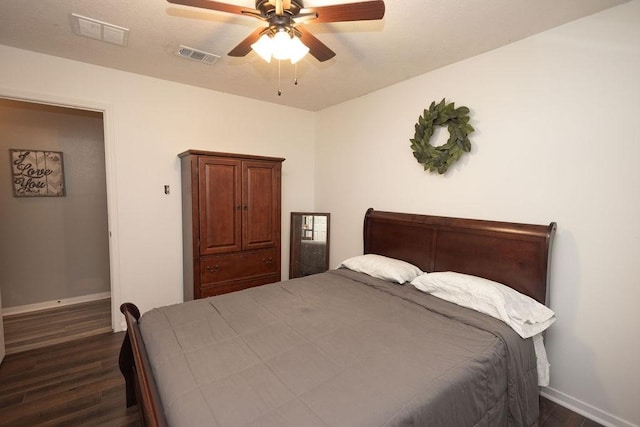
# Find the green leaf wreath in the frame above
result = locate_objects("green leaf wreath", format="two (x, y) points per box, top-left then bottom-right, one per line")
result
(410, 99), (474, 174)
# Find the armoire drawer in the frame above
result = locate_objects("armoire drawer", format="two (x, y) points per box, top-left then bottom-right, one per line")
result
(199, 274), (280, 298)
(200, 248), (278, 285)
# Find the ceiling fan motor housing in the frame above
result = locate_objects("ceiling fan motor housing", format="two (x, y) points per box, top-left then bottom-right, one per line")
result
(254, 1), (306, 38)
(255, 0), (303, 17)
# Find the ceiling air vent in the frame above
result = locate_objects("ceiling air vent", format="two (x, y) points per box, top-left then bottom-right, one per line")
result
(177, 46), (220, 65)
(70, 13), (129, 46)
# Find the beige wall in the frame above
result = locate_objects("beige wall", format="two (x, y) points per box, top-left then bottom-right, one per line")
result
(0, 100), (110, 308)
(315, 2), (640, 426)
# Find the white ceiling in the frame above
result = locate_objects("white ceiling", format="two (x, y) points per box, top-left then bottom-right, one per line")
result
(0, 0), (627, 111)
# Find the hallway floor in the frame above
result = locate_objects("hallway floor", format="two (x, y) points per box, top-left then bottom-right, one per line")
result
(2, 298), (111, 355)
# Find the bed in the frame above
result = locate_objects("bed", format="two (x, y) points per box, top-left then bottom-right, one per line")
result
(119, 208), (556, 427)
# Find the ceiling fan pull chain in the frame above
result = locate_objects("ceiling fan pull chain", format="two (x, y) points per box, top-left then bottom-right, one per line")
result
(278, 60), (282, 96)
(294, 63), (298, 86)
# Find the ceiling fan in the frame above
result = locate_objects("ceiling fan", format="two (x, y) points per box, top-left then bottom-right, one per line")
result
(167, 0), (386, 63)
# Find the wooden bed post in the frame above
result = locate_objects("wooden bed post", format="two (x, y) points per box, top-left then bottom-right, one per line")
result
(119, 303), (169, 427)
(119, 303), (140, 408)
(119, 333), (136, 407)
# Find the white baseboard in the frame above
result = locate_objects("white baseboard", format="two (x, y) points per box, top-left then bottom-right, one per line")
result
(2, 292), (111, 316)
(541, 387), (638, 427)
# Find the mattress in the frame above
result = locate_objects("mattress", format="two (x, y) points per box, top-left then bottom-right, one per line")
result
(138, 269), (539, 426)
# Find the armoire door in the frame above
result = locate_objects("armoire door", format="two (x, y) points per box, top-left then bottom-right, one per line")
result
(198, 157), (242, 255)
(242, 160), (281, 250)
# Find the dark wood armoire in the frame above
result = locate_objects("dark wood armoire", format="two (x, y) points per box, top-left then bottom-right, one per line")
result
(179, 150), (285, 300)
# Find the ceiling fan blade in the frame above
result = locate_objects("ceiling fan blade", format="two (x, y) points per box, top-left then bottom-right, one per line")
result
(302, 0), (385, 24)
(292, 12), (318, 24)
(167, 0), (257, 16)
(228, 27), (264, 57)
(297, 27), (336, 62)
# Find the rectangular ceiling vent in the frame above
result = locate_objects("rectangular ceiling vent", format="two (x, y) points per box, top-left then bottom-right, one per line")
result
(177, 45), (221, 65)
(70, 13), (129, 46)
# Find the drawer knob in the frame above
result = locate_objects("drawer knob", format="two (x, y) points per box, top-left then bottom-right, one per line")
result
(206, 265), (220, 273)
(262, 257), (273, 264)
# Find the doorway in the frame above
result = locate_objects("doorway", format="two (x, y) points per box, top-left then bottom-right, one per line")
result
(0, 98), (113, 354)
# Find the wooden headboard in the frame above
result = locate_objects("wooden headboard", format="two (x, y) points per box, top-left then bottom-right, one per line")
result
(363, 208), (556, 304)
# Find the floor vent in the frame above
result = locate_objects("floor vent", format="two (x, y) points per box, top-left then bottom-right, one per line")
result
(177, 46), (220, 65)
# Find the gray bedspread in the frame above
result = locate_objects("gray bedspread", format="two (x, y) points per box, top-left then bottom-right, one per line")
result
(139, 269), (539, 427)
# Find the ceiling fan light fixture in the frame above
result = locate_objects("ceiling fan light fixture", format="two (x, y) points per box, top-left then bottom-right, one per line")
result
(251, 34), (273, 63)
(251, 27), (309, 64)
(272, 30), (292, 60)
(288, 35), (310, 64)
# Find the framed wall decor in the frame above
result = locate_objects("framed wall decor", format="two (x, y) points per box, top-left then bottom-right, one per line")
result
(10, 149), (66, 197)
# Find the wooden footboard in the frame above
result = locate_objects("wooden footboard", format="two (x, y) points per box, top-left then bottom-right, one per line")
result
(119, 303), (168, 427)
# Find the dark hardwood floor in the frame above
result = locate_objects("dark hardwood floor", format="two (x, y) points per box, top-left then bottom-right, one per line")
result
(0, 332), (140, 427)
(0, 331), (601, 427)
(539, 397), (604, 427)
(3, 298), (112, 354)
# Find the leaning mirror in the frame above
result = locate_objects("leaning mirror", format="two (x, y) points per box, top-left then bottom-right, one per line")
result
(289, 212), (330, 279)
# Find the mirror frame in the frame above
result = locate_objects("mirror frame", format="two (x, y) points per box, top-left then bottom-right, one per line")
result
(289, 212), (330, 279)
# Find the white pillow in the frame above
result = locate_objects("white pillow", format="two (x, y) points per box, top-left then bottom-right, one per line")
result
(339, 254), (423, 284)
(410, 271), (555, 338)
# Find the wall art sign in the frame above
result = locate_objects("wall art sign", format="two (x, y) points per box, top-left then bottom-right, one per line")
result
(10, 149), (66, 197)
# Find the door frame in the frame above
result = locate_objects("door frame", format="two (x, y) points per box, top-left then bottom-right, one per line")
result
(0, 87), (121, 332)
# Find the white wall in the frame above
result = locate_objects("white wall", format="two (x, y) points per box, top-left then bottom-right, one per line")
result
(315, 2), (640, 426)
(0, 44), (316, 330)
